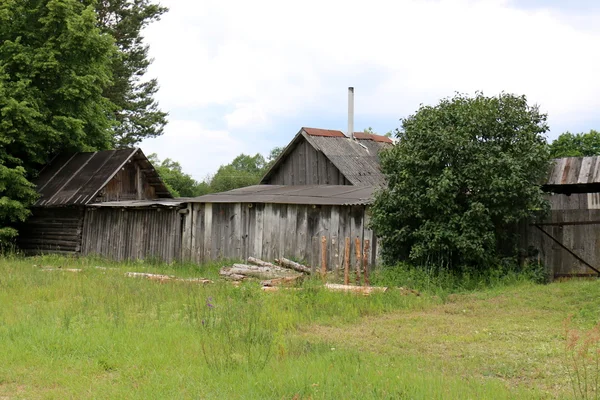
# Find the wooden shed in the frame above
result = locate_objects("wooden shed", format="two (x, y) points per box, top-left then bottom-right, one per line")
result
(181, 185), (378, 270)
(527, 156), (600, 278)
(261, 127), (393, 186)
(18, 148), (172, 254)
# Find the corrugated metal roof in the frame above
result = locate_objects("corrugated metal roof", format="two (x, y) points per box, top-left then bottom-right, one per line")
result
(304, 133), (391, 186)
(544, 157), (600, 193)
(190, 185), (376, 205)
(261, 127), (393, 187)
(303, 127), (346, 137)
(88, 199), (188, 208)
(33, 148), (172, 206)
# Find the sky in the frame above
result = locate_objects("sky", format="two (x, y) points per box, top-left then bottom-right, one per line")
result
(139, 0), (600, 181)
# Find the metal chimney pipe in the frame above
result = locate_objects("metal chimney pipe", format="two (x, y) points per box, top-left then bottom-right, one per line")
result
(348, 87), (354, 140)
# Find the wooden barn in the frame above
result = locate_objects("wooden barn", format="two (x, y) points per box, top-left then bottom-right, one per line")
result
(18, 148), (172, 254)
(79, 127), (392, 266)
(527, 156), (600, 278)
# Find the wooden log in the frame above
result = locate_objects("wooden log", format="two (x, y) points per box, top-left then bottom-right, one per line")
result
(276, 257), (312, 274)
(260, 275), (303, 287)
(40, 267), (82, 273)
(324, 283), (387, 295)
(363, 239), (370, 286)
(344, 237), (350, 285)
(248, 257), (278, 268)
(321, 236), (327, 277)
(220, 264), (299, 280)
(354, 237), (362, 285)
(125, 272), (173, 281)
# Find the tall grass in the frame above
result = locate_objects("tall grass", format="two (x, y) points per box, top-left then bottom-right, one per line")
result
(0, 255), (549, 398)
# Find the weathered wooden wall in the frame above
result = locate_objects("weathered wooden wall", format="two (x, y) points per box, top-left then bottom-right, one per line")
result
(82, 207), (183, 263)
(181, 202), (377, 271)
(264, 139), (350, 185)
(99, 162), (156, 202)
(18, 207), (84, 253)
(526, 193), (600, 277)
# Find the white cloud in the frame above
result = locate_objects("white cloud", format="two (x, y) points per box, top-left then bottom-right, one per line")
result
(140, 119), (243, 180)
(142, 0), (600, 176)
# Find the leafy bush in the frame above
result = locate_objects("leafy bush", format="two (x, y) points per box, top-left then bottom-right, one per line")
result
(372, 92), (551, 270)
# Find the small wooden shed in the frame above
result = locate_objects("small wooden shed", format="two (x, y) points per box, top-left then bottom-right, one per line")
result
(527, 156), (600, 278)
(180, 185), (378, 269)
(18, 148), (172, 254)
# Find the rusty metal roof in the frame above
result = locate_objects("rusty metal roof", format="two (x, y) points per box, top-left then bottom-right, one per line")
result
(190, 185), (376, 206)
(33, 148), (172, 206)
(544, 157), (600, 194)
(353, 132), (394, 143)
(261, 127), (393, 187)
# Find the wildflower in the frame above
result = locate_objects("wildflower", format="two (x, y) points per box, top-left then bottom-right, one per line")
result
(206, 297), (214, 308)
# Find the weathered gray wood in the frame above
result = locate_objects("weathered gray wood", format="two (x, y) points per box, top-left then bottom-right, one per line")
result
(248, 257), (278, 268)
(277, 257), (312, 274)
(220, 264), (300, 280)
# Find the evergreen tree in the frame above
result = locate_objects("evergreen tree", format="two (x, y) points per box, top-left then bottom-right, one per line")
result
(0, 0), (116, 243)
(90, 0), (168, 147)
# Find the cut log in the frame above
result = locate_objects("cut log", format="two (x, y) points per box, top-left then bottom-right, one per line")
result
(324, 283), (387, 295)
(247, 257), (278, 268)
(40, 267), (82, 273)
(220, 264), (299, 281)
(276, 257), (312, 274)
(125, 272), (213, 284)
(260, 275), (304, 287)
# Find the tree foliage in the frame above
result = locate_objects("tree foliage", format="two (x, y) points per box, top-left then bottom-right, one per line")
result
(209, 154), (267, 193)
(371, 93), (551, 270)
(0, 0), (116, 243)
(148, 154), (210, 197)
(86, 0), (168, 148)
(549, 130), (600, 158)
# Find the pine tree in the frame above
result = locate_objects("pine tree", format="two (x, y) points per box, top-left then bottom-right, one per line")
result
(91, 0), (168, 147)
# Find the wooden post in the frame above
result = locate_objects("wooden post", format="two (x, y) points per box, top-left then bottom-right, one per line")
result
(354, 237), (361, 285)
(311, 236), (319, 275)
(321, 236), (327, 278)
(363, 239), (370, 286)
(344, 237), (350, 285)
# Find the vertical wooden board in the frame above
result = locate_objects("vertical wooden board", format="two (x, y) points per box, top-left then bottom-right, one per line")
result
(245, 204), (255, 260)
(337, 206), (350, 264)
(213, 204), (225, 260)
(195, 204), (205, 263)
(262, 204), (274, 261)
(306, 205), (320, 264)
(298, 141), (306, 185)
(277, 204), (287, 261)
(328, 206), (341, 271)
(362, 208), (375, 271)
(310, 236), (319, 274)
(317, 151), (328, 184)
(253, 203), (264, 260)
(296, 206), (308, 263)
(309, 146), (319, 184)
(231, 203), (242, 260)
(203, 203), (213, 262)
(350, 205), (364, 272)
(284, 204), (297, 260)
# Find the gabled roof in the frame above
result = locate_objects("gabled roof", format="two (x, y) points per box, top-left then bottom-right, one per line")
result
(33, 148), (172, 206)
(544, 156), (600, 194)
(191, 185), (376, 206)
(261, 127), (393, 186)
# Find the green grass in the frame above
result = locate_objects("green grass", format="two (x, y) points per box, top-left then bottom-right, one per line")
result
(0, 255), (597, 398)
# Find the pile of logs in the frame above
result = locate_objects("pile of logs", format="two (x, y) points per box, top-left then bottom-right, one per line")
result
(219, 257), (397, 295)
(219, 257), (307, 286)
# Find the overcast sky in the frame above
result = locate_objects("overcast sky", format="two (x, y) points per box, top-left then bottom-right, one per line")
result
(139, 0), (600, 181)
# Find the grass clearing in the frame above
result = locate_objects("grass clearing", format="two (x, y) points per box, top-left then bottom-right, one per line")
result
(0, 255), (597, 398)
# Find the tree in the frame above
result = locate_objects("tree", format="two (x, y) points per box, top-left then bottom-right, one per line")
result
(0, 0), (116, 244)
(148, 154), (210, 197)
(371, 92), (551, 270)
(363, 127), (393, 138)
(549, 130), (600, 158)
(209, 153), (266, 193)
(86, 0), (168, 148)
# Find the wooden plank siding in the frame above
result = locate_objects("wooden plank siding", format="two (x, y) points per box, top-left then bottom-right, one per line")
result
(188, 202), (377, 270)
(264, 138), (351, 186)
(17, 207), (85, 253)
(524, 193), (600, 278)
(82, 207), (183, 263)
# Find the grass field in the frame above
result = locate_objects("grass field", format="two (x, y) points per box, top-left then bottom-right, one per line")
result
(0, 255), (598, 399)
